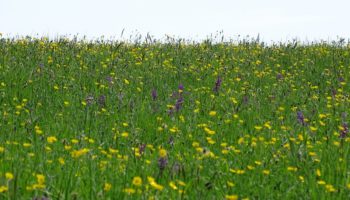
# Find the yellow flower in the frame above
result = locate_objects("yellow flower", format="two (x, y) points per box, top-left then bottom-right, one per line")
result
(36, 174), (45, 185)
(316, 169), (321, 177)
(71, 148), (89, 158)
(35, 128), (43, 135)
(0, 186), (8, 193)
(0, 146), (4, 153)
(148, 177), (163, 191)
(71, 139), (79, 144)
(132, 176), (142, 187)
(104, 183), (112, 191)
(319, 113), (327, 119)
(310, 126), (318, 132)
(58, 157), (65, 165)
(209, 111), (217, 116)
(5, 172), (14, 180)
(317, 180), (326, 185)
(47, 136), (57, 143)
(159, 149), (167, 158)
(287, 166), (298, 172)
(123, 188), (135, 194)
(64, 101), (70, 106)
(299, 176), (305, 183)
(121, 132), (129, 138)
(262, 170), (270, 175)
(124, 79), (130, 85)
(227, 181), (235, 187)
(325, 184), (336, 192)
(204, 127), (215, 135)
(225, 195), (238, 200)
(169, 181), (178, 190)
(254, 161), (262, 165)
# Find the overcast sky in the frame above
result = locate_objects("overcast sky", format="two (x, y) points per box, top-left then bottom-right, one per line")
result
(1, 0), (349, 42)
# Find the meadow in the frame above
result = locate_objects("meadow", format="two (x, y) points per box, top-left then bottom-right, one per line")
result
(0, 36), (349, 199)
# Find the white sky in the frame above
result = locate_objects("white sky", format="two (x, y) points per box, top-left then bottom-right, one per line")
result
(1, 0), (349, 42)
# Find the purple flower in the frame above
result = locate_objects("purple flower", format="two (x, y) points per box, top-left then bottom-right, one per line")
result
(151, 89), (158, 101)
(340, 123), (349, 139)
(175, 96), (183, 112)
(98, 95), (106, 107)
(139, 143), (146, 155)
(213, 76), (222, 93)
(243, 95), (249, 104)
(297, 111), (306, 126)
(178, 84), (184, 91)
(276, 73), (284, 80)
(158, 157), (168, 171)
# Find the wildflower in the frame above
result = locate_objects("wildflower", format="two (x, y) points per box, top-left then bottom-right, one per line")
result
(213, 76), (222, 93)
(5, 172), (14, 180)
(225, 195), (238, 200)
(132, 176), (142, 187)
(35, 126), (43, 135)
(227, 181), (235, 187)
(204, 127), (215, 135)
(124, 188), (136, 194)
(36, 174), (45, 185)
(121, 132), (129, 138)
(340, 123), (349, 138)
(276, 73), (283, 80)
(148, 177), (164, 191)
(159, 149), (167, 158)
(71, 139), (79, 144)
(316, 169), (321, 177)
(255, 161), (262, 165)
(175, 96), (184, 112)
(58, 157), (65, 165)
(209, 111), (217, 116)
(31, 174), (46, 190)
(262, 170), (270, 175)
(64, 101), (70, 106)
(169, 181), (178, 190)
(317, 180), (326, 185)
(71, 148), (89, 158)
(98, 95), (106, 107)
(0, 186), (8, 193)
(151, 89), (157, 100)
(158, 156), (168, 171)
(310, 126), (318, 132)
(104, 183), (112, 191)
(178, 84), (184, 92)
(325, 184), (336, 192)
(47, 136), (57, 143)
(297, 111), (306, 126)
(287, 166), (298, 172)
(299, 176), (305, 183)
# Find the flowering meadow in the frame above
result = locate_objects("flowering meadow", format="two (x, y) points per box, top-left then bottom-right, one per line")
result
(0, 36), (350, 199)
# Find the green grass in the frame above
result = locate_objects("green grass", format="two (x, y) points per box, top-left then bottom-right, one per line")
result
(0, 36), (350, 199)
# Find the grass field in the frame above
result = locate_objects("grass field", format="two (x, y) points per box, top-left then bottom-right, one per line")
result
(0, 36), (350, 199)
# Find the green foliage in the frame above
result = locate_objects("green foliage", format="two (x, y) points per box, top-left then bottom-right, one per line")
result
(0, 37), (350, 199)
